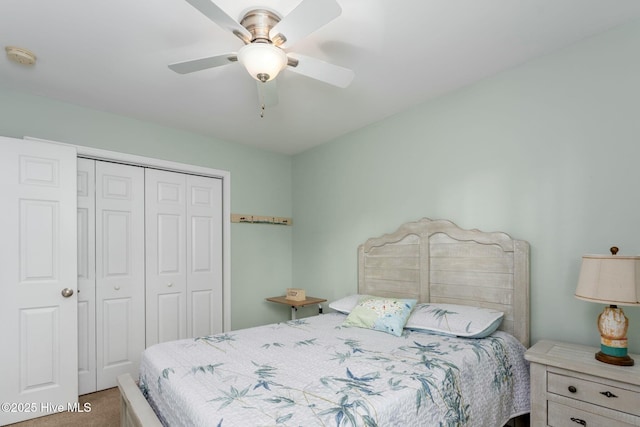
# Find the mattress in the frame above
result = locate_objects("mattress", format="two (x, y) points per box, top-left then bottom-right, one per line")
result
(139, 313), (530, 426)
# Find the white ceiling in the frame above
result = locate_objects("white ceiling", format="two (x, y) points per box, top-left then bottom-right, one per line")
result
(2, 0), (640, 155)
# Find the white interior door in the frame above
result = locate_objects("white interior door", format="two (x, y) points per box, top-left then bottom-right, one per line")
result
(77, 158), (96, 395)
(0, 136), (78, 425)
(145, 169), (187, 346)
(95, 161), (145, 390)
(187, 175), (223, 337)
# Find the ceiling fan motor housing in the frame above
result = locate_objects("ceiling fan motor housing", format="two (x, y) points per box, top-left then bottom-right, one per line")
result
(240, 9), (285, 45)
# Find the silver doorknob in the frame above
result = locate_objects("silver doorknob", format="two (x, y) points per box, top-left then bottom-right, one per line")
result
(61, 288), (74, 298)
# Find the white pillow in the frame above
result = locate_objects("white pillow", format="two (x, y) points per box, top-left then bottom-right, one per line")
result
(328, 294), (370, 314)
(405, 303), (504, 338)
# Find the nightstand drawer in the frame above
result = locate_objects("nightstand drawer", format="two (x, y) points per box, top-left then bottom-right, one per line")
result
(548, 401), (634, 427)
(548, 372), (640, 416)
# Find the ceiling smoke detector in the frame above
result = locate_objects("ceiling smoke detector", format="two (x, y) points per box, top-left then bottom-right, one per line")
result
(5, 46), (37, 66)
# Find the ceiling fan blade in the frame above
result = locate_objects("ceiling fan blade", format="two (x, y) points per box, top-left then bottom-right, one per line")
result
(257, 80), (278, 108)
(185, 0), (251, 43)
(286, 53), (354, 88)
(168, 53), (237, 74)
(269, 0), (341, 48)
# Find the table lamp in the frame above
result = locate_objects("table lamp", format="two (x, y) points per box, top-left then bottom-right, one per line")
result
(575, 247), (640, 366)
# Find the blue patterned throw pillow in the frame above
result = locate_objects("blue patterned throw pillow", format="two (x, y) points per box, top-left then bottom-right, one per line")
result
(343, 296), (417, 336)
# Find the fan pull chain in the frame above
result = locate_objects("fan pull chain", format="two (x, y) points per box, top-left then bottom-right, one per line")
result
(258, 85), (266, 118)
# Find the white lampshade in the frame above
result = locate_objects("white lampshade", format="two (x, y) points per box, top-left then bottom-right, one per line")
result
(575, 254), (640, 306)
(237, 43), (287, 83)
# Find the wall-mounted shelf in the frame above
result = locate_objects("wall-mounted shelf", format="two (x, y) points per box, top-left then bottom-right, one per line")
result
(231, 213), (292, 226)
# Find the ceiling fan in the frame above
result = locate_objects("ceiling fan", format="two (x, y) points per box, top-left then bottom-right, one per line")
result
(169, 0), (354, 109)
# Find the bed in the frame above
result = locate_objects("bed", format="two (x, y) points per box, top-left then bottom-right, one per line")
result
(118, 218), (531, 426)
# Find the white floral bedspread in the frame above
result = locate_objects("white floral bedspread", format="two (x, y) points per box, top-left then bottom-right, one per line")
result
(139, 313), (529, 427)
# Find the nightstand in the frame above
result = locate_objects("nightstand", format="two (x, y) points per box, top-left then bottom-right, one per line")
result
(525, 340), (640, 426)
(266, 296), (327, 320)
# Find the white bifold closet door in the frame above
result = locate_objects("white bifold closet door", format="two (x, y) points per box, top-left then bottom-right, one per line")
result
(77, 158), (97, 395)
(76, 161), (223, 394)
(95, 161), (146, 391)
(187, 174), (223, 338)
(145, 169), (223, 346)
(77, 159), (146, 393)
(145, 169), (187, 344)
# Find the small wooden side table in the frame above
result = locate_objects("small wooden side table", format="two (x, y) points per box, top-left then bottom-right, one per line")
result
(266, 296), (327, 320)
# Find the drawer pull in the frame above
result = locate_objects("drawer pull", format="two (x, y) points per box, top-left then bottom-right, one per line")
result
(570, 417), (586, 426)
(568, 385), (577, 393)
(599, 390), (618, 398)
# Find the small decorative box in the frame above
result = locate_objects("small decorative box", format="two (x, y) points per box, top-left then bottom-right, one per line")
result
(285, 288), (306, 301)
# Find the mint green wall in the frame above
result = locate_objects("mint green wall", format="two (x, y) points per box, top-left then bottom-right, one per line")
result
(0, 87), (293, 329)
(293, 19), (640, 351)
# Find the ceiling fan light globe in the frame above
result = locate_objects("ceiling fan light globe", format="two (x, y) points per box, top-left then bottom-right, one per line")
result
(238, 43), (287, 82)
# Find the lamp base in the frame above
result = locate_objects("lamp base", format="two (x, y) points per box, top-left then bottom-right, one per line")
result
(595, 305), (634, 366)
(595, 351), (634, 366)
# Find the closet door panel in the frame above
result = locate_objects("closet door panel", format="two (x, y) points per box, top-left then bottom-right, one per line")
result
(77, 158), (96, 395)
(187, 175), (223, 337)
(103, 298), (133, 364)
(158, 214), (181, 273)
(145, 169), (187, 346)
(95, 161), (145, 391)
(158, 293), (183, 342)
(191, 290), (213, 338)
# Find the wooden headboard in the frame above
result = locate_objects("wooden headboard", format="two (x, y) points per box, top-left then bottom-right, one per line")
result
(358, 218), (530, 347)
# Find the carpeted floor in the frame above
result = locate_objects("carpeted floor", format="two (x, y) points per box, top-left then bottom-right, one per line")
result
(7, 388), (120, 427)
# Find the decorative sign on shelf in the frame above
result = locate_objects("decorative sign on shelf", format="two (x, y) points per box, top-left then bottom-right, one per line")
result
(231, 213), (292, 226)
(285, 288), (306, 301)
